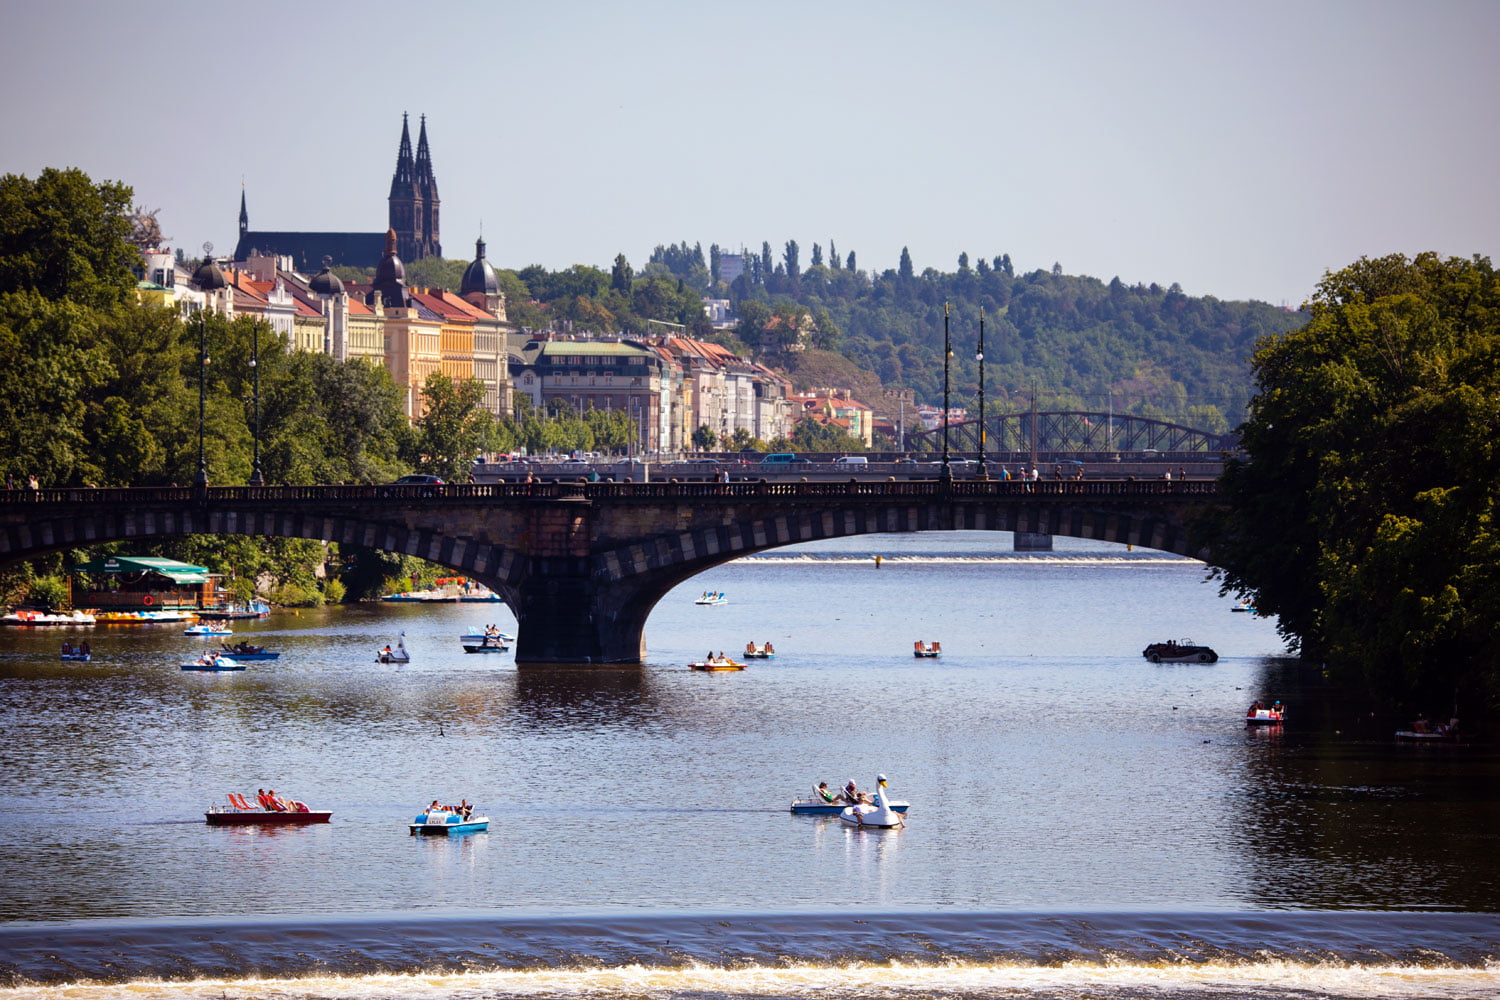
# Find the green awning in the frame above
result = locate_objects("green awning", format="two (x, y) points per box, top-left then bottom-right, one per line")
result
(69, 556), (215, 584)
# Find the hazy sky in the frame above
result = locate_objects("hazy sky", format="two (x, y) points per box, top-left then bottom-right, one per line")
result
(3, 1), (1495, 306)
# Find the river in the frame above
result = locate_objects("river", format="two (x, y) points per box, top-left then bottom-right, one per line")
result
(1, 532), (1496, 998)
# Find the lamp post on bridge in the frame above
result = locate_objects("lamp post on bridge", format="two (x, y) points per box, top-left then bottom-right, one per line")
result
(940, 302), (952, 482)
(190, 244), (226, 488)
(976, 306), (988, 480)
(248, 319), (263, 486)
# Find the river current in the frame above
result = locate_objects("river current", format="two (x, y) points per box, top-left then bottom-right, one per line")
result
(1, 532), (1496, 998)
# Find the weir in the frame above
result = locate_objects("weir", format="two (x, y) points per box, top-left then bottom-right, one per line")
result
(0, 480), (1218, 665)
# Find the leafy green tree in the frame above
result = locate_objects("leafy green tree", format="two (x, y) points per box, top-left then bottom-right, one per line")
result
(899, 246), (914, 280)
(403, 256), (465, 291)
(1207, 252), (1500, 720)
(693, 424), (718, 450)
(0, 167), (139, 309)
(410, 372), (492, 480)
(611, 253), (633, 292)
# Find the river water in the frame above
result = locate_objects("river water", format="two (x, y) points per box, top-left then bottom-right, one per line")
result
(1, 532), (1496, 999)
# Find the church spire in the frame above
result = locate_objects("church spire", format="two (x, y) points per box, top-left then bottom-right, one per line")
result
(238, 186), (248, 237)
(392, 112), (415, 186)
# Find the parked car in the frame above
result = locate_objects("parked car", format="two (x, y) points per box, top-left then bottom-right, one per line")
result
(759, 453), (812, 465)
(393, 474), (444, 484)
(833, 456), (869, 466)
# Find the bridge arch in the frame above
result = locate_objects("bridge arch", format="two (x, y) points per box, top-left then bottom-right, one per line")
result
(2, 481), (1216, 665)
(910, 410), (1237, 455)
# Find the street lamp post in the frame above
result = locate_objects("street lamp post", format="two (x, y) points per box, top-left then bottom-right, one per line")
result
(190, 244), (226, 489)
(248, 321), (263, 486)
(941, 302), (952, 481)
(976, 306), (987, 479)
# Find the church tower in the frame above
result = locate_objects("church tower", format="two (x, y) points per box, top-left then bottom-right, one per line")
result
(388, 113), (440, 261)
(239, 188), (248, 239)
(414, 115), (441, 259)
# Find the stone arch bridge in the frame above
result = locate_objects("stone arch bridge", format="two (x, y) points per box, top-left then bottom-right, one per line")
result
(0, 480), (1219, 665)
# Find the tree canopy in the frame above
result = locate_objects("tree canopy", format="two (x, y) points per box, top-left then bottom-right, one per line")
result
(1206, 252), (1500, 720)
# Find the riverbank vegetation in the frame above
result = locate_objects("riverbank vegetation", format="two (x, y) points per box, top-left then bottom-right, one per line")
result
(1205, 253), (1500, 722)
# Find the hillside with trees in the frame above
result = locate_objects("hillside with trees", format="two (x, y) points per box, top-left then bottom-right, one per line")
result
(468, 239), (1307, 434)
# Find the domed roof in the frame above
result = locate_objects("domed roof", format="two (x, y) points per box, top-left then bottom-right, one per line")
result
(374, 228), (405, 284)
(309, 257), (344, 296)
(460, 237), (498, 297)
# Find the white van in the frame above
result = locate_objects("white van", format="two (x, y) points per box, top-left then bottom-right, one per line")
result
(833, 456), (869, 466)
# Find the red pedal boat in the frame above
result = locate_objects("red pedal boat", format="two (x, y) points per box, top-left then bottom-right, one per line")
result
(205, 792), (331, 825)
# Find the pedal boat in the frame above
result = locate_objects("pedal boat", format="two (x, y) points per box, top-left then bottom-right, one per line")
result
(462, 638), (511, 653)
(1245, 707), (1286, 726)
(790, 797), (909, 816)
(913, 641), (941, 658)
(376, 634), (411, 663)
(689, 658), (746, 671)
(181, 655), (245, 672)
(744, 644), (775, 659)
(839, 775), (906, 829)
(206, 801), (330, 825)
(409, 807), (489, 835)
(218, 643), (280, 660)
(694, 592), (728, 605)
(184, 623), (233, 636)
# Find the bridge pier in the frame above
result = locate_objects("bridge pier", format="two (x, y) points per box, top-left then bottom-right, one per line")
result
(508, 558), (648, 666)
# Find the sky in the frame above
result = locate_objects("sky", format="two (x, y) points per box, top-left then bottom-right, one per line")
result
(3, 0), (1496, 307)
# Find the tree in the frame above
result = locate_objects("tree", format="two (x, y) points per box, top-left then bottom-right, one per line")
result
(1206, 252), (1500, 720)
(0, 167), (139, 309)
(410, 372), (492, 481)
(829, 240), (839, 270)
(846, 250), (856, 272)
(898, 247), (914, 280)
(811, 243), (823, 268)
(784, 240), (801, 282)
(693, 424), (717, 450)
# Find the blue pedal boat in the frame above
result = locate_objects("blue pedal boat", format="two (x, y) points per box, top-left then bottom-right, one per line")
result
(181, 655), (246, 672)
(409, 807), (489, 835)
(218, 644), (280, 660)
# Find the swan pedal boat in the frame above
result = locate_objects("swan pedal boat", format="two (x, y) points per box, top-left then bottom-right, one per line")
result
(409, 807), (489, 835)
(789, 797), (909, 816)
(181, 655), (245, 672)
(206, 804), (331, 825)
(1, 609), (97, 626)
(839, 775), (906, 828)
(376, 636), (411, 663)
(690, 658), (745, 671)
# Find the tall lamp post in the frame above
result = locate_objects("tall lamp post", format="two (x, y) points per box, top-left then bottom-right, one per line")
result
(940, 302), (952, 481)
(248, 320), (263, 486)
(976, 306), (987, 479)
(191, 244), (226, 488)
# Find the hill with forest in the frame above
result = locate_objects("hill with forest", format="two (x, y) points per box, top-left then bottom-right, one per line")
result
(360, 240), (1309, 435)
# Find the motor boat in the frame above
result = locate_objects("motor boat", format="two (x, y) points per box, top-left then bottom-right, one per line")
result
(206, 792), (330, 825)
(376, 633), (410, 664)
(1142, 639), (1218, 663)
(181, 654), (245, 672)
(184, 623), (233, 636)
(409, 804), (489, 835)
(840, 774), (906, 828)
(218, 642), (280, 661)
(743, 643), (776, 659)
(695, 591), (728, 605)
(914, 640), (941, 658)
(689, 656), (745, 671)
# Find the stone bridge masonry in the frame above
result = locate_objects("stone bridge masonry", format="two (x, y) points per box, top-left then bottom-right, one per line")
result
(0, 480), (1219, 665)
